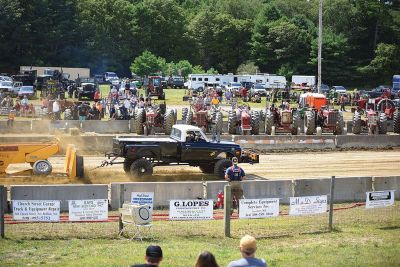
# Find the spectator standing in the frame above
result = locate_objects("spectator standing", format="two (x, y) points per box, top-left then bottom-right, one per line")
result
(21, 95), (29, 116)
(195, 251), (219, 267)
(94, 89), (100, 103)
(53, 100), (61, 120)
(7, 109), (15, 127)
(340, 94), (346, 112)
(130, 94), (138, 110)
(78, 102), (88, 121)
(225, 157), (246, 212)
(131, 245), (163, 267)
(227, 235), (267, 267)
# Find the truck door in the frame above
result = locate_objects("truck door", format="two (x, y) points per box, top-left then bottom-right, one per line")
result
(181, 131), (214, 162)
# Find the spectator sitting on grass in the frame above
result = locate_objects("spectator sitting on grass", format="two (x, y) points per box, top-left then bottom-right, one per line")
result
(195, 251), (219, 267)
(227, 235), (266, 267)
(131, 245), (163, 267)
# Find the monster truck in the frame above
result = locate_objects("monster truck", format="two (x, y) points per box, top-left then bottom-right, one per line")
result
(102, 124), (259, 178)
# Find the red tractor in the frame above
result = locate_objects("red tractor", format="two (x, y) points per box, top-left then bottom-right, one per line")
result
(227, 104), (260, 135)
(355, 91), (396, 120)
(182, 97), (223, 134)
(264, 105), (301, 135)
(304, 107), (344, 135)
(134, 99), (176, 135)
(352, 107), (387, 135)
(143, 76), (165, 100)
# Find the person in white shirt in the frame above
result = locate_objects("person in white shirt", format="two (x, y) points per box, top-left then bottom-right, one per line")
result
(53, 100), (61, 120)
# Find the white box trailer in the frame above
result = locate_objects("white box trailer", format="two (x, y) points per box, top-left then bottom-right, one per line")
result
(291, 75), (315, 90)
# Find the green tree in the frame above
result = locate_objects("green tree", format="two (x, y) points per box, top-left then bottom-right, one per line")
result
(359, 43), (400, 85)
(236, 61), (259, 74)
(130, 51), (166, 77)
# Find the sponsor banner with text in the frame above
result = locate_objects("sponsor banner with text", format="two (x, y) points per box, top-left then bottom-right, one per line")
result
(131, 192), (154, 210)
(366, 191), (395, 209)
(68, 199), (108, 221)
(239, 198), (280, 219)
(13, 200), (60, 222)
(169, 200), (213, 220)
(289, 195), (327, 216)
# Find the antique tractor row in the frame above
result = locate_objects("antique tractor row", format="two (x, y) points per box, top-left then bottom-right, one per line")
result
(227, 105), (260, 135)
(134, 101), (177, 135)
(352, 108), (400, 135)
(182, 106), (223, 134)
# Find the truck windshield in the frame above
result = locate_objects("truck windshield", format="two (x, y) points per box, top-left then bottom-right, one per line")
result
(170, 128), (182, 141)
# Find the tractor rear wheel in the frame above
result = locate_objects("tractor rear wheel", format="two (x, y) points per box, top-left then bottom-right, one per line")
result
(130, 158), (153, 177)
(334, 113), (344, 135)
(250, 110), (260, 135)
(32, 160), (52, 176)
(393, 110), (400, 134)
(291, 111), (301, 135)
(352, 112), (362, 134)
(378, 113), (387, 134)
(135, 108), (145, 135)
(182, 108), (188, 121)
(228, 111), (237, 134)
(199, 164), (215, 174)
(185, 110), (193, 125)
(265, 112), (274, 135)
(304, 111), (316, 135)
(215, 111), (223, 134)
(164, 109), (175, 135)
(214, 158), (232, 179)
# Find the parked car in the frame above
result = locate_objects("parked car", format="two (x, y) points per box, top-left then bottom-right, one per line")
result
(320, 84), (330, 94)
(0, 81), (14, 94)
(331, 86), (347, 93)
(11, 82), (23, 97)
(18, 86), (35, 99)
(226, 82), (242, 93)
(250, 83), (267, 96)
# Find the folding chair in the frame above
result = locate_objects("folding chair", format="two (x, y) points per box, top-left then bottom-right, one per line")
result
(118, 204), (153, 241)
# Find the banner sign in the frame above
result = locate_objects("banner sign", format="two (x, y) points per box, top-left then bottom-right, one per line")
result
(366, 191), (395, 209)
(13, 200), (60, 222)
(289, 195), (327, 216)
(169, 200), (213, 220)
(68, 199), (108, 221)
(239, 198), (280, 219)
(131, 192), (154, 210)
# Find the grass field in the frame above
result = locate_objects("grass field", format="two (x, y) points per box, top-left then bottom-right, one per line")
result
(1, 204), (399, 266)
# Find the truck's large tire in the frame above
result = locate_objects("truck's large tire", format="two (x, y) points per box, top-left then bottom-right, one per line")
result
(250, 110), (260, 135)
(215, 111), (223, 134)
(352, 111), (362, 134)
(32, 160), (52, 176)
(214, 158), (232, 179)
(304, 111), (316, 135)
(135, 108), (145, 135)
(228, 111), (237, 134)
(182, 107), (188, 121)
(76, 155), (84, 178)
(123, 159), (134, 174)
(265, 112), (273, 135)
(393, 110), (400, 134)
(164, 109), (175, 135)
(334, 113), (344, 135)
(199, 164), (215, 174)
(378, 112), (387, 134)
(130, 158), (153, 177)
(186, 110), (193, 125)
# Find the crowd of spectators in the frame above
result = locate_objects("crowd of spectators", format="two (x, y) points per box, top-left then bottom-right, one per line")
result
(131, 235), (267, 267)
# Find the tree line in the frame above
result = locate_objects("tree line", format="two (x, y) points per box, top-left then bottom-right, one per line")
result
(0, 0), (399, 87)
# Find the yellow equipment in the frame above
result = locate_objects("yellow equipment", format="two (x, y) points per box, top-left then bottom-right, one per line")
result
(0, 142), (83, 178)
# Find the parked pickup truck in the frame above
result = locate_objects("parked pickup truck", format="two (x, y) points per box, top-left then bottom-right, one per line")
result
(104, 124), (259, 178)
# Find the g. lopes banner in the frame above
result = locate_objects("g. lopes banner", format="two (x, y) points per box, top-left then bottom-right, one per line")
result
(169, 199), (213, 220)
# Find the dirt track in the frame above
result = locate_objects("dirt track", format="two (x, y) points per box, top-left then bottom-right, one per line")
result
(2, 149), (399, 185)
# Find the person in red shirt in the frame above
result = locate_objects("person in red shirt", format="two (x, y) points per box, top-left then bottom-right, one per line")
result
(94, 89), (100, 103)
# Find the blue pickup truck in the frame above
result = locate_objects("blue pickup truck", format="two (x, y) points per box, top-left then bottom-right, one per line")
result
(105, 124), (259, 178)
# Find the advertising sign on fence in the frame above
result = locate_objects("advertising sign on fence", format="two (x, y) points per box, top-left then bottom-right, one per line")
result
(13, 200), (60, 222)
(239, 198), (280, 219)
(289, 195), (327, 216)
(366, 190), (395, 209)
(169, 200), (213, 220)
(131, 192), (154, 210)
(68, 199), (108, 221)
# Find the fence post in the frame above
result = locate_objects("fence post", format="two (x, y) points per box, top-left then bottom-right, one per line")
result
(118, 184), (125, 233)
(224, 184), (231, 237)
(329, 176), (335, 231)
(0, 185), (5, 238)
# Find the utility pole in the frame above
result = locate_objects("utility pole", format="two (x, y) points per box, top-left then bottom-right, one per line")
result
(318, 0), (323, 94)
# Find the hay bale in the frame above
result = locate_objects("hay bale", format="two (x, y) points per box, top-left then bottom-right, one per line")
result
(69, 127), (80, 136)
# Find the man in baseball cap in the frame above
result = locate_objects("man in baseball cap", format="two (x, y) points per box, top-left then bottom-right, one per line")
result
(131, 245), (163, 267)
(227, 235), (266, 267)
